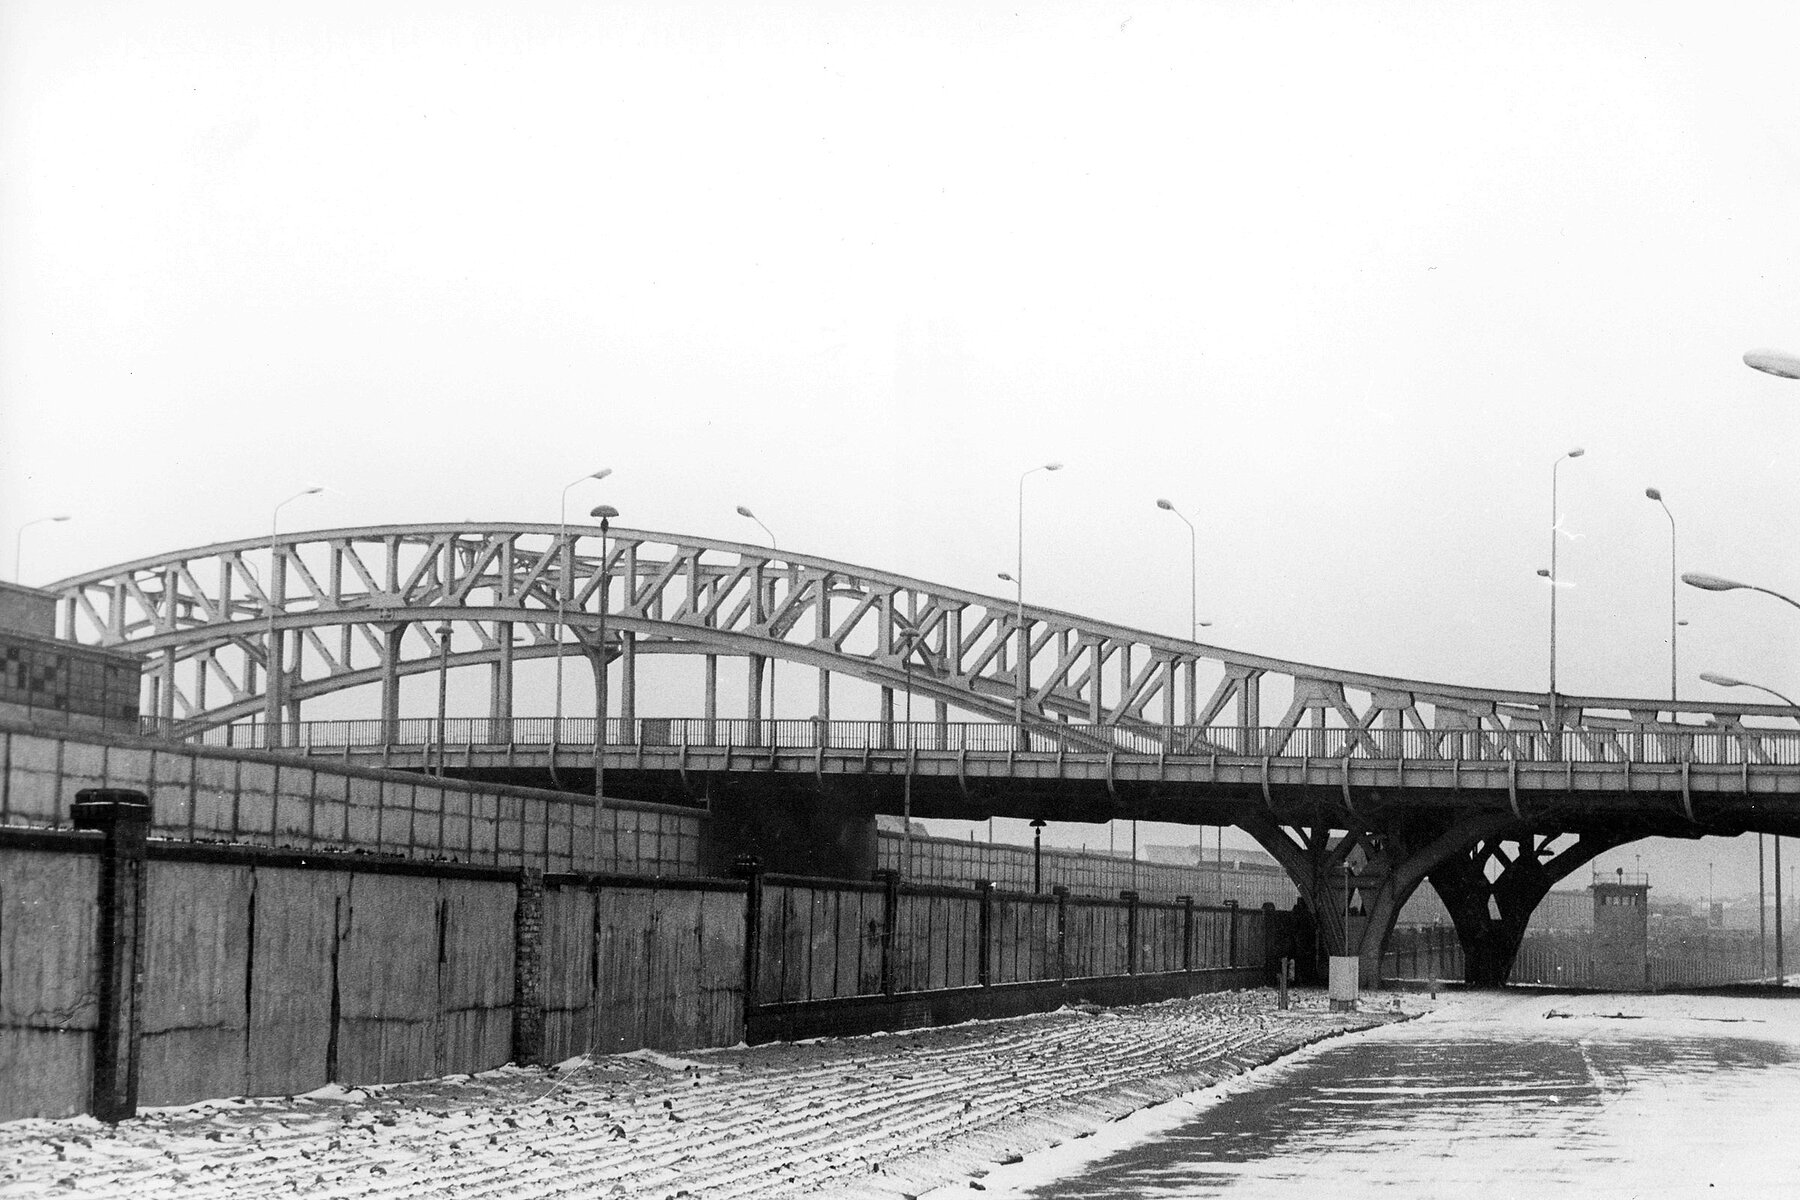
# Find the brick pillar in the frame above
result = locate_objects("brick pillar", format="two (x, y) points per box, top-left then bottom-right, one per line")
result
(1177, 895), (1194, 972)
(1053, 885), (1069, 983)
(1121, 890), (1140, 975)
(71, 788), (152, 1123)
(976, 881), (995, 987)
(511, 868), (545, 1066)
(875, 868), (900, 996)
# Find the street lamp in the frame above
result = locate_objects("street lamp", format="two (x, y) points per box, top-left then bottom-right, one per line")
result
(590, 504), (620, 874)
(736, 506), (779, 739)
(897, 625), (932, 880)
(1683, 572), (1800, 614)
(1645, 488), (1678, 700)
(1155, 499), (1208, 638)
(13, 515), (70, 582)
(1702, 669), (1798, 987)
(554, 469), (612, 765)
(266, 487), (323, 747)
(1010, 462), (1063, 740)
(434, 622), (454, 776)
(1547, 448), (1585, 731)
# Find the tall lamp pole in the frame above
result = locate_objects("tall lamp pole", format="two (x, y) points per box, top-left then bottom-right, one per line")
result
(736, 506), (779, 738)
(590, 504), (619, 874)
(1645, 488), (1678, 700)
(434, 622), (453, 776)
(267, 486), (323, 747)
(1701, 670), (1800, 986)
(1154, 499), (1199, 639)
(1546, 448), (1585, 732)
(13, 515), (70, 582)
(554, 469), (612, 767)
(1009, 462), (1063, 740)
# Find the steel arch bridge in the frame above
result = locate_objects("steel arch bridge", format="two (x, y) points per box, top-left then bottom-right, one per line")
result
(48, 521), (1800, 985)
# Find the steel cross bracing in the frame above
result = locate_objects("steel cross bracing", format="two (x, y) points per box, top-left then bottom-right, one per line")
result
(50, 522), (1798, 756)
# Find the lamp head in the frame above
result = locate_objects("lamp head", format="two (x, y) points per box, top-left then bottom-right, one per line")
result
(303, 486), (324, 496)
(1645, 487), (1662, 501)
(736, 505), (755, 518)
(1156, 498), (1174, 510)
(1682, 572), (1745, 592)
(997, 571), (1015, 582)
(1536, 568), (1551, 578)
(1566, 448), (1585, 459)
(1044, 462), (1064, 471)
(1745, 349), (1800, 380)
(590, 504), (619, 521)
(1699, 672), (1745, 689)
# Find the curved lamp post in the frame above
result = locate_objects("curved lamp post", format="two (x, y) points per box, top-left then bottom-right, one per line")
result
(554, 469), (611, 770)
(266, 487), (323, 746)
(1547, 448), (1585, 729)
(590, 504), (619, 873)
(1155, 499), (1213, 638)
(1011, 463), (1063, 739)
(1684, 572), (1800, 614)
(736, 506), (779, 739)
(1645, 488), (1678, 700)
(13, 515), (70, 583)
(1701, 669), (1799, 986)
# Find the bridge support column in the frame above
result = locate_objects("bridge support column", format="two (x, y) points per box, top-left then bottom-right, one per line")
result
(746, 654), (764, 742)
(379, 624), (403, 745)
(491, 622), (514, 741)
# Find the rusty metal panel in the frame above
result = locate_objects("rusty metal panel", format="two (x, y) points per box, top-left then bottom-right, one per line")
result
(245, 867), (348, 1097)
(334, 873), (438, 1085)
(0, 848), (98, 1120)
(139, 861), (252, 1105)
(540, 883), (594, 1065)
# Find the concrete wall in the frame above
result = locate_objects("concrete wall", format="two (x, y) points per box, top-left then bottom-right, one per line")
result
(0, 843), (100, 1119)
(0, 722), (703, 877)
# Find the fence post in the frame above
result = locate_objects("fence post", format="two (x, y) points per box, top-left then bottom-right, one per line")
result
(1053, 885), (1069, 983)
(733, 857), (764, 1024)
(875, 868), (900, 996)
(1261, 902), (1278, 982)
(511, 867), (546, 1066)
(1177, 895), (1194, 972)
(71, 788), (152, 1123)
(1225, 899), (1239, 968)
(976, 880), (995, 987)
(1121, 890), (1140, 975)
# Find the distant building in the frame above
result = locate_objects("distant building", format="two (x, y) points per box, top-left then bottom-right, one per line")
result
(0, 582), (140, 735)
(1591, 872), (1650, 991)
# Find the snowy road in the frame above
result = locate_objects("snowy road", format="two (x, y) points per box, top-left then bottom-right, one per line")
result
(950, 991), (1800, 1199)
(0, 990), (1400, 1199)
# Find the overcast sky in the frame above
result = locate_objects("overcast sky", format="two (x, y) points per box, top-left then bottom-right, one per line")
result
(4, 1), (1798, 895)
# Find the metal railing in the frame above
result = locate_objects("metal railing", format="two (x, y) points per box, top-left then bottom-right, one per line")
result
(141, 715), (1800, 767)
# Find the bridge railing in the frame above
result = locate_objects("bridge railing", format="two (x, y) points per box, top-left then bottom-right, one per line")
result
(141, 716), (1800, 766)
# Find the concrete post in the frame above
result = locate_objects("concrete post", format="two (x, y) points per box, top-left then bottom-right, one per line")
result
(1121, 890), (1140, 975)
(511, 868), (545, 1066)
(976, 880), (995, 987)
(733, 857), (764, 1016)
(1053, 885), (1069, 983)
(71, 788), (152, 1123)
(1226, 899), (1240, 968)
(1177, 895), (1194, 972)
(875, 869), (900, 996)
(1262, 902), (1279, 982)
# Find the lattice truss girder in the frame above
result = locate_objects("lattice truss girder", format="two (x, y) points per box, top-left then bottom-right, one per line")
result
(49, 523), (1791, 739)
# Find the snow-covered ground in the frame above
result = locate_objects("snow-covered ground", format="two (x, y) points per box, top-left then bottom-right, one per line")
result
(941, 990), (1800, 1199)
(0, 990), (1400, 1199)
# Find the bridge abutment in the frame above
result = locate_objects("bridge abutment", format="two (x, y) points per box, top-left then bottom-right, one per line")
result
(701, 778), (881, 880)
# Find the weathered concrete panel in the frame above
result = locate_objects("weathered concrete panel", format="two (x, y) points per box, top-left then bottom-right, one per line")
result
(149, 750), (195, 836)
(540, 885), (594, 1064)
(245, 868), (347, 1097)
(5, 734), (62, 825)
(335, 873), (438, 1085)
(138, 861), (252, 1105)
(0, 848), (98, 1119)
(438, 879), (515, 1075)
(102, 745), (155, 796)
(190, 757), (238, 835)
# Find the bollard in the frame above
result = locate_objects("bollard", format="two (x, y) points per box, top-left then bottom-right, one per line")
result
(1278, 957), (1290, 1010)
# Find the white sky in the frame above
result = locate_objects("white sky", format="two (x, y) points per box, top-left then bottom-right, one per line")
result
(4, 1), (1799, 892)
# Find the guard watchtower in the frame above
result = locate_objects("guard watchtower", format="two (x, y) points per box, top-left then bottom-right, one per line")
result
(1591, 869), (1650, 992)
